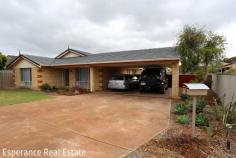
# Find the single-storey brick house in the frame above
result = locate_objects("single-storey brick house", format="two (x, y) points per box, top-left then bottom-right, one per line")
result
(7, 47), (180, 98)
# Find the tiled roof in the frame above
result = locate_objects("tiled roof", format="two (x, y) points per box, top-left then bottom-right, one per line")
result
(52, 47), (179, 66)
(24, 55), (55, 65)
(6, 55), (18, 65)
(8, 47), (179, 67)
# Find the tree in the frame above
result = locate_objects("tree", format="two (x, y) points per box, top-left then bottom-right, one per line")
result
(201, 32), (226, 79)
(176, 25), (226, 81)
(176, 25), (206, 73)
(0, 52), (7, 70)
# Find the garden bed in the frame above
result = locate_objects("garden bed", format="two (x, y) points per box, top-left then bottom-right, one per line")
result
(128, 125), (236, 158)
(126, 90), (236, 158)
(39, 83), (90, 96)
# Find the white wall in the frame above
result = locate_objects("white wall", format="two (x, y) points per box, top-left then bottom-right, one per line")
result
(211, 74), (236, 105)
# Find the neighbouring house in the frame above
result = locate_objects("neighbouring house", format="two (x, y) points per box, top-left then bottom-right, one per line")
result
(219, 62), (236, 73)
(7, 47), (180, 98)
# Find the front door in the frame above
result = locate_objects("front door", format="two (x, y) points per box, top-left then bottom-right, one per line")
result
(64, 69), (69, 86)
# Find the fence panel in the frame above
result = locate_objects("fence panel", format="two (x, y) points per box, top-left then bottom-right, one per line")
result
(179, 74), (196, 87)
(0, 70), (14, 88)
(211, 74), (236, 105)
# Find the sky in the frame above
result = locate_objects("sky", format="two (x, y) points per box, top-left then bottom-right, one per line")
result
(0, 0), (235, 58)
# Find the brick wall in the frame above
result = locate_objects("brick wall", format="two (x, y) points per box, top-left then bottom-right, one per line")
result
(41, 68), (64, 88)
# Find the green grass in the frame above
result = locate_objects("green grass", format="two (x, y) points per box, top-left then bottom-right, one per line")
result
(0, 89), (52, 106)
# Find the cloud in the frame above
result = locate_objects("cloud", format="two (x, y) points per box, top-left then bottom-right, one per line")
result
(0, 0), (235, 57)
(217, 22), (236, 57)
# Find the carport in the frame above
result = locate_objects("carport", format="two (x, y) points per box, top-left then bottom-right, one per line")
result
(89, 53), (180, 99)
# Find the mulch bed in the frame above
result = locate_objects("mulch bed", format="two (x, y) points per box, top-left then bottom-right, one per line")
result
(128, 126), (236, 158)
(126, 90), (236, 158)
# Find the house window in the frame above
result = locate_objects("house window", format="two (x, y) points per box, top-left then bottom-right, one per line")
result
(75, 68), (90, 89)
(20, 68), (32, 87)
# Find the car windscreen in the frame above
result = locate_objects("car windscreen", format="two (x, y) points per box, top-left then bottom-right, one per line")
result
(111, 75), (124, 80)
(141, 69), (162, 75)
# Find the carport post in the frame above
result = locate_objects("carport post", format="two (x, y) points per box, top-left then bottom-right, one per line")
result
(89, 67), (95, 92)
(171, 62), (179, 99)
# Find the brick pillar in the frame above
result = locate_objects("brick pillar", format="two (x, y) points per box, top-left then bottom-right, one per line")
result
(69, 68), (76, 87)
(36, 68), (43, 89)
(14, 68), (21, 88)
(172, 63), (180, 99)
(98, 68), (103, 90)
(31, 67), (40, 90)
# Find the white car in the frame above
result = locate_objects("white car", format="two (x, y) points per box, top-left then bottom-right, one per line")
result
(108, 74), (139, 90)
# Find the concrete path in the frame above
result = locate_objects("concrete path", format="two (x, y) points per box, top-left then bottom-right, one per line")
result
(0, 92), (171, 158)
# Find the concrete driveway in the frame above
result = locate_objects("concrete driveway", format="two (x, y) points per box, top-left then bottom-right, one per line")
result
(0, 92), (171, 158)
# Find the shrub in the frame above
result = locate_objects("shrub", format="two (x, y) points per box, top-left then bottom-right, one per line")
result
(194, 67), (205, 82)
(224, 68), (236, 75)
(196, 97), (206, 113)
(72, 85), (80, 92)
(57, 86), (80, 95)
(174, 103), (187, 115)
(187, 97), (206, 113)
(39, 83), (52, 91)
(180, 94), (189, 101)
(196, 113), (209, 126)
(51, 86), (58, 91)
(57, 86), (70, 95)
(58, 86), (70, 91)
(216, 95), (236, 125)
(177, 115), (190, 124)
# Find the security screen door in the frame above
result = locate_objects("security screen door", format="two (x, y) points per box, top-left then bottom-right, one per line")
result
(76, 68), (90, 89)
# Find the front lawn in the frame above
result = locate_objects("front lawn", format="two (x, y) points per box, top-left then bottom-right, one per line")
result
(0, 89), (52, 106)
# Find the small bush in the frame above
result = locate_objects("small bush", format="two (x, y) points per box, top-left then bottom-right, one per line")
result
(39, 83), (52, 91)
(57, 86), (80, 95)
(51, 86), (58, 91)
(180, 94), (189, 101)
(196, 97), (206, 113)
(187, 102), (192, 111)
(174, 103), (187, 115)
(196, 113), (209, 126)
(177, 115), (190, 124)
(187, 97), (206, 113)
(72, 85), (80, 91)
(58, 86), (70, 91)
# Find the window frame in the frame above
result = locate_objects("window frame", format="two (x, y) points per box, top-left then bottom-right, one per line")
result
(20, 68), (32, 87)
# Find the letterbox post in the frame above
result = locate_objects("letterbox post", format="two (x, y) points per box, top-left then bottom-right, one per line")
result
(192, 96), (197, 137)
(183, 83), (209, 138)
